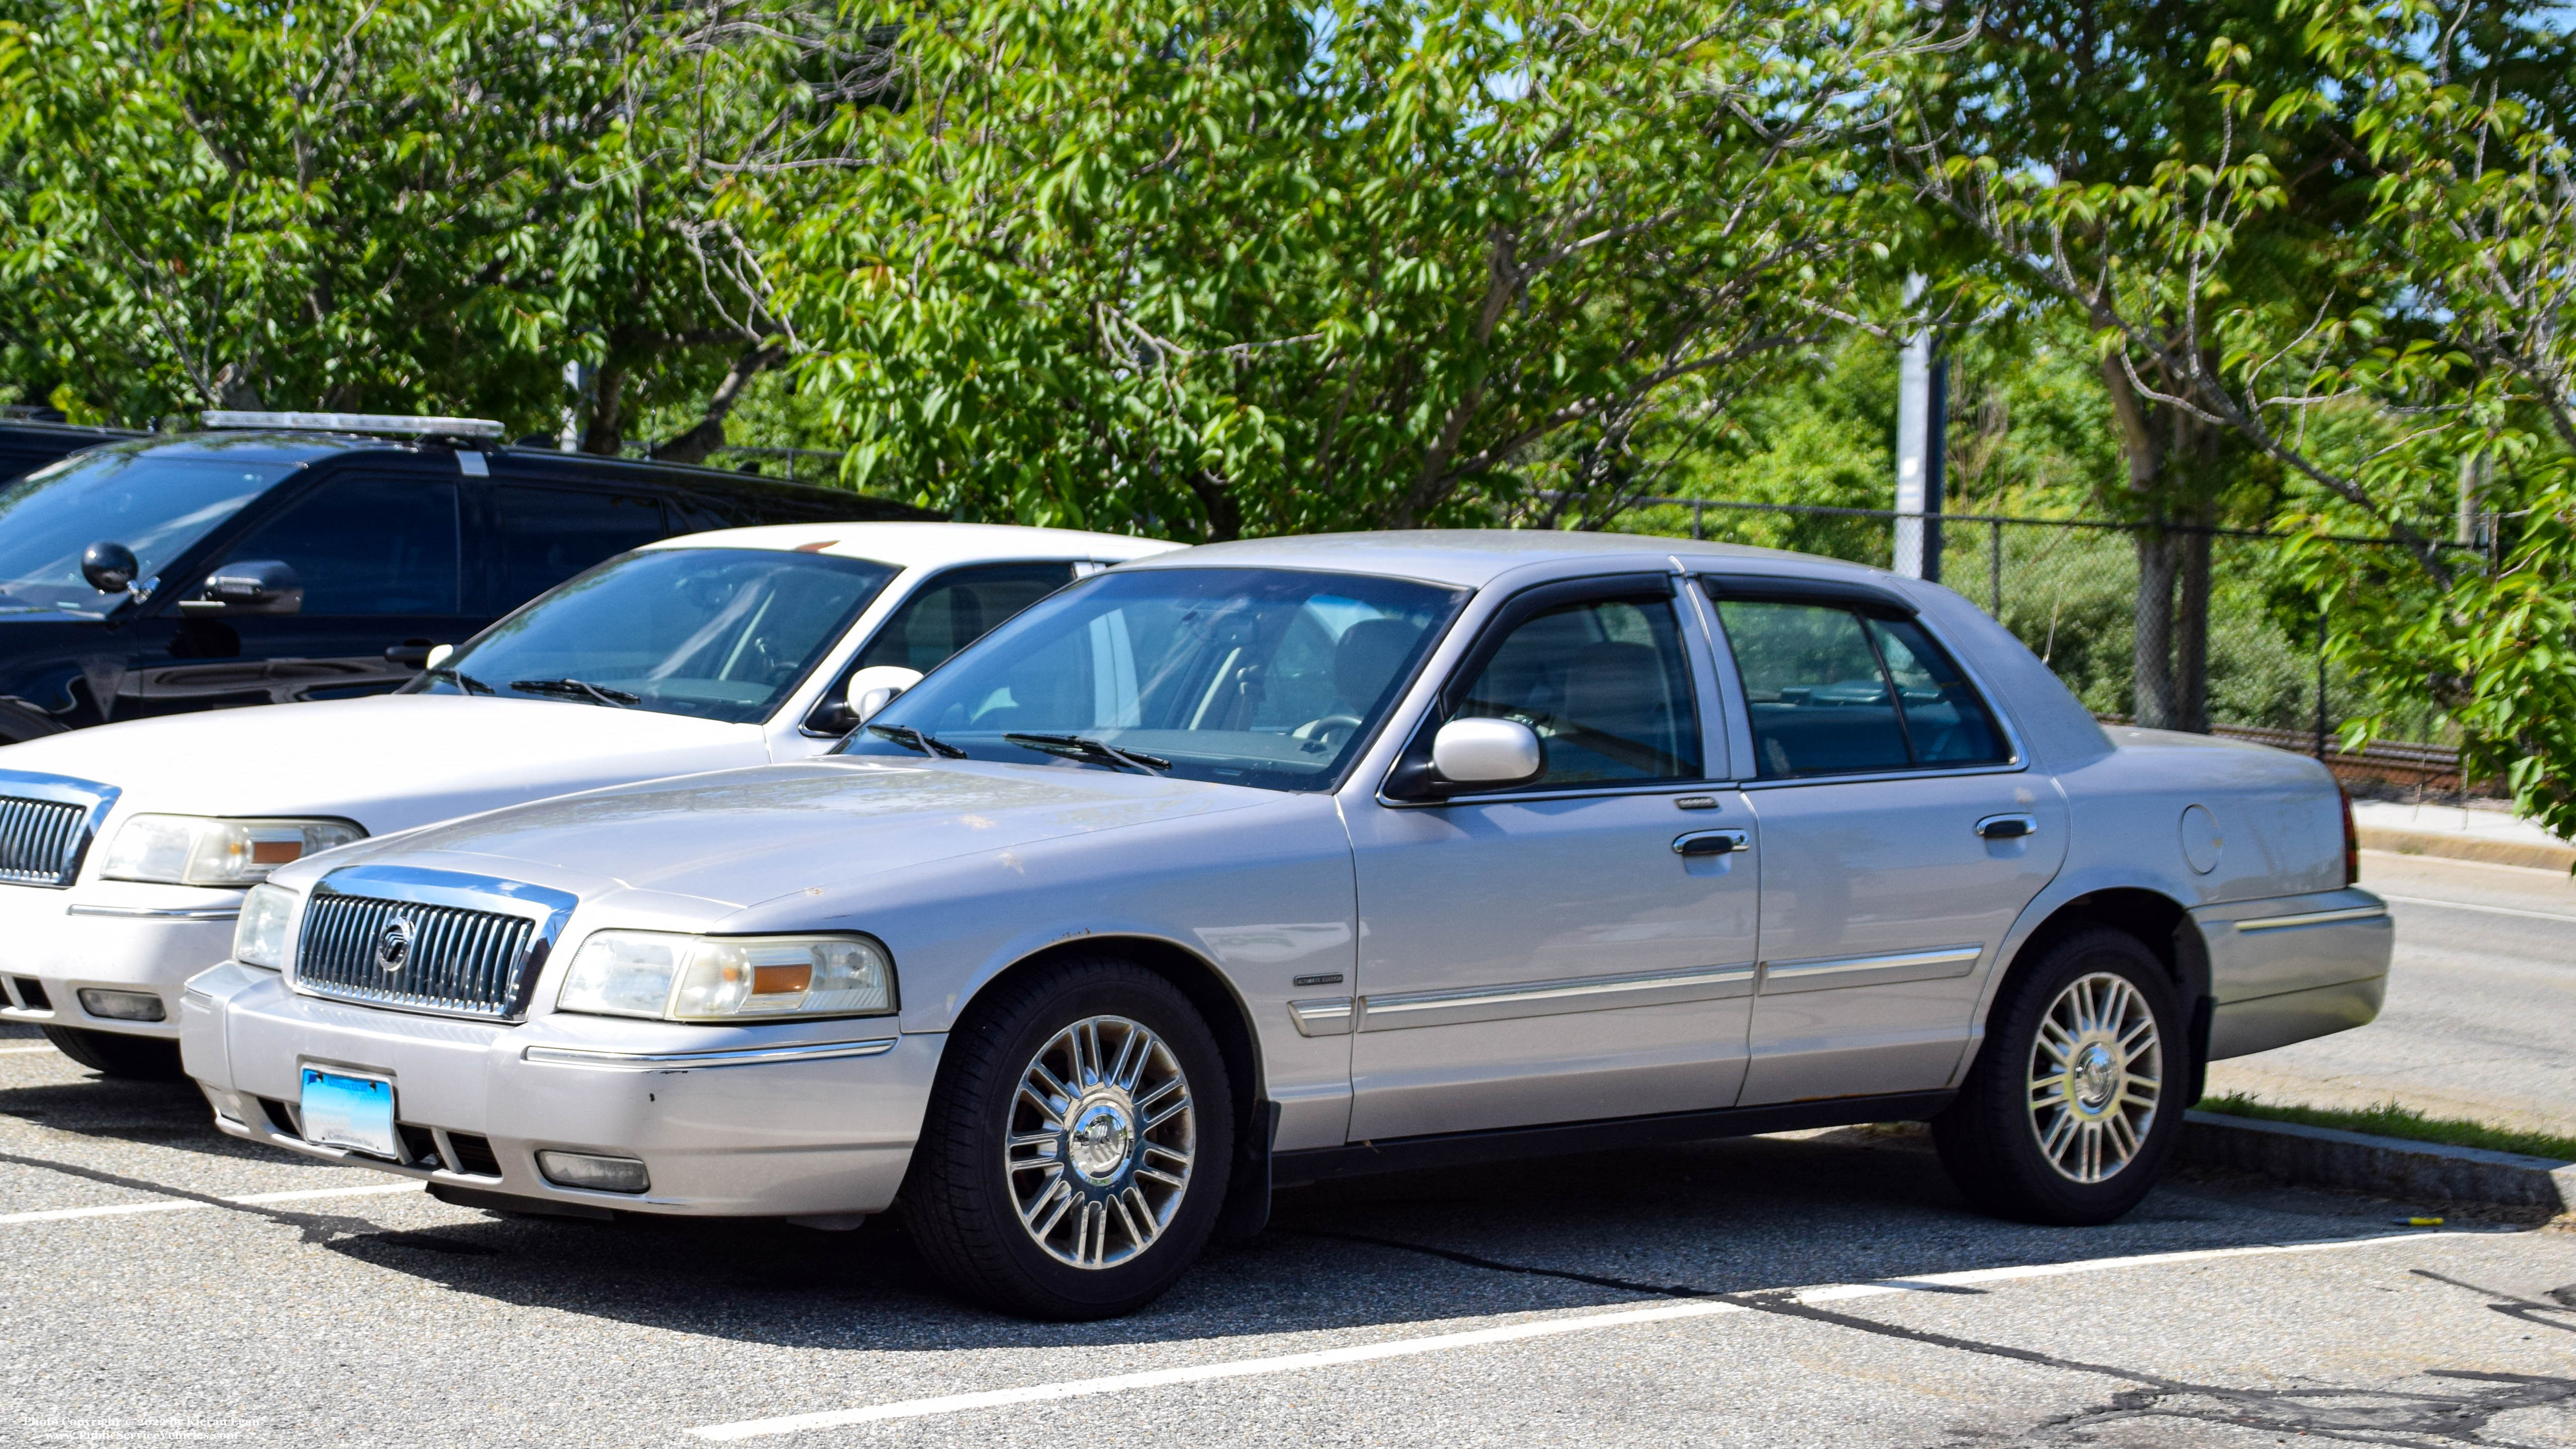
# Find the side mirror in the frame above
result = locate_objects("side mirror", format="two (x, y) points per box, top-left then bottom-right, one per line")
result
(81, 541), (139, 595)
(846, 664), (924, 725)
(424, 643), (455, 671)
(194, 560), (304, 615)
(1431, 717), (1545, 788)
(384, 640), (449, 670)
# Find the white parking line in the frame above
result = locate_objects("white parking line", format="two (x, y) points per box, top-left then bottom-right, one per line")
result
(689, 1230), (2462, 1440)
(2379, 892), (2576, 924)
(0, 1045), (57, 1055)
(0, 1181), (419, 1226)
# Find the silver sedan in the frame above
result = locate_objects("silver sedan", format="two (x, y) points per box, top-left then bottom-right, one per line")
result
(181, 531), (2391, 1319)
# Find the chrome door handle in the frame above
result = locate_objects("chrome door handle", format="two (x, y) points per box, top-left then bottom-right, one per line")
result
(1976, 813), (2038, 840)
(1673, 830), (1749, 857)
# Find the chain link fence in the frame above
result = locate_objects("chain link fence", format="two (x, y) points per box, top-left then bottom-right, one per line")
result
(1601, 496), (2486, 797)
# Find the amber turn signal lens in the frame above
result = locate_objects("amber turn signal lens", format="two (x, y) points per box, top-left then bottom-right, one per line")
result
(751, 963), (814, 996)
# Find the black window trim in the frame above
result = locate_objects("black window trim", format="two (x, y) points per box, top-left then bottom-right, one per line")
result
(1378, 571), (1718, 806)
(1697, 578), (2027, 783)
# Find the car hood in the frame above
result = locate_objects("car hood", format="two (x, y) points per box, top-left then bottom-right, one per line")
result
(292, 757), (1269, 913)
(0, 696), (768, 827)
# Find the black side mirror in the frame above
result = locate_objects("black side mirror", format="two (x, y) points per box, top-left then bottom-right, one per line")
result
(195, 560), (304, 615)
(81, 541), (139, 594)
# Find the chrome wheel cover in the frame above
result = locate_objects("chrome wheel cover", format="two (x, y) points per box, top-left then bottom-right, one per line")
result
(1005, 1014), (1196, 1269)
(2026, 971), (2162, 1184)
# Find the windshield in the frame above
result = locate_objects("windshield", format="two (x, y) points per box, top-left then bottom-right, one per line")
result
(0, 449), (297, 615)
(839, 567), (1465, 791)
(412, 547), (899, 723)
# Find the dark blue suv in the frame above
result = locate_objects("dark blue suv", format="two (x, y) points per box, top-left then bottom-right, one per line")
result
(0, 420), (931, 742)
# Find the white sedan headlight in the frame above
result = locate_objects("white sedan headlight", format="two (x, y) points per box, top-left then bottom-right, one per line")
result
(556, 932), (897, 1022)
(100, 814), (364, 887)
(233, 883), (299, 969)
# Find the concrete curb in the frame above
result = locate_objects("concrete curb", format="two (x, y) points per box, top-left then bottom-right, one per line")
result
(2182, 1110), (2576, 1211)
(2358, 824), (2574, 872)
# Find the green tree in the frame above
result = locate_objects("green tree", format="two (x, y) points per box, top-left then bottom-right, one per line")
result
(777, 0), (1924, 537)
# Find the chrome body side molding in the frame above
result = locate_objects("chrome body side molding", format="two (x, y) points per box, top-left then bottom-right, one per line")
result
(1757, 945), (1984, 995)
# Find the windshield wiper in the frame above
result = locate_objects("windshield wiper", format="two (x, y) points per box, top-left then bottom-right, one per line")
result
(427, 666), (497, 697)
(867, 722), (967, 758)
(1004, 732), (1171, 774)
(509, 677), (640, 708)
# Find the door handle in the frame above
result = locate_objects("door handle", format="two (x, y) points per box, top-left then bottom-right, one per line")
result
(1976, 814), (2038, 841)
(1673, 830), (1749, 857)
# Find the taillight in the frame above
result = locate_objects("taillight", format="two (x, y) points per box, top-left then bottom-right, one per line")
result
(2340, 789), (2359, 886)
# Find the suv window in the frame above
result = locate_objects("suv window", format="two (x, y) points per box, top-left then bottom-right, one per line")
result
(854, 563), (1078, 674)
(220, 473), (461, 614)
(1452, 594), (1701, 787)
(1713, 597), (2007, 777)
(494, 484), (669, 604)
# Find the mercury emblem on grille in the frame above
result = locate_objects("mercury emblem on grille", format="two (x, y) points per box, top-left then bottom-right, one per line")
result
(374, 918), (414, 974)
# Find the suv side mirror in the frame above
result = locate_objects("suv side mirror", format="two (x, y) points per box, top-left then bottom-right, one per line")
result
(190, 560), (304, 615)
(808, 664), (925, 734)
(81, 540), (139, 594)
(1431, 717), (1545, 788)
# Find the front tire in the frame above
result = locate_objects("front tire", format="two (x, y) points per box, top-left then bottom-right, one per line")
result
(1932, 928), (2184, 1225)
(42, 1025), (186, 1080)
(905, 958), (1234, 1320)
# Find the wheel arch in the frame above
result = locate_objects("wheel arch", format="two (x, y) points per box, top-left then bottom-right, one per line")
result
(946, 932), (1270, 1193)
(1965, 886), (2213, 1100)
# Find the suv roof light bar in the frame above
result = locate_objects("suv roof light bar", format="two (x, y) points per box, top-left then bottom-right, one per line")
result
(202, 410), (505, 440)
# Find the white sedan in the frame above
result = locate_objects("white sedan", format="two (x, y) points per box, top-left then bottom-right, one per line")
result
(0, 522), (1176, 1075)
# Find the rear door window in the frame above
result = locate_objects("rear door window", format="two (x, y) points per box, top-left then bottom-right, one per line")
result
(1711, 595), (2006, 777)
(219, 473), (461, 614)
(492, 484), (669, 605)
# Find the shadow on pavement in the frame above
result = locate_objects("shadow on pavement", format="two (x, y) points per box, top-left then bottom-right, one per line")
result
(281, 1125), (2458, 1355)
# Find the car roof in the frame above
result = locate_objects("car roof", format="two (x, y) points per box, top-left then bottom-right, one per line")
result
(637, 521), (1186, 570)
(1115, 528), (1880, 590)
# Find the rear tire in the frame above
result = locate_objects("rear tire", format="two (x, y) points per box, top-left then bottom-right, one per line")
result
(1932, 928), (2184, 1226)
(42, 1025), (186, 1080)
(904, 958), (1233, 1320)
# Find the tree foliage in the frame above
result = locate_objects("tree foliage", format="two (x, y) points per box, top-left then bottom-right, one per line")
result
(775, 0), (1924, 537)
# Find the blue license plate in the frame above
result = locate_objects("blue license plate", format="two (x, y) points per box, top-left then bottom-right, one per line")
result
(299, 1067), (398, 1159)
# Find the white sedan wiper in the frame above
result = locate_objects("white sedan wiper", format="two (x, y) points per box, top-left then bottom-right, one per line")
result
(427, 666), (497, 697)
(510, 677), (640, 708)
(867, 722), (967, 758)
(1004, 732), (1171, 773)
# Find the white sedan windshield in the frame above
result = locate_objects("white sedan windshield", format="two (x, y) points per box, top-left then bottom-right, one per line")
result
(840, 567), (1464, 791)
(413, 547), (898, 723)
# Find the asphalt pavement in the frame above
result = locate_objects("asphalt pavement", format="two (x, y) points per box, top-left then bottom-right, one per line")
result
(2205, 850), (2576, 1133)
(3, 850), (2573, 1447)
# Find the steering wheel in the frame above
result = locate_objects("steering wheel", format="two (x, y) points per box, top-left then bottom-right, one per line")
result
(1292, 713), (1365, 749)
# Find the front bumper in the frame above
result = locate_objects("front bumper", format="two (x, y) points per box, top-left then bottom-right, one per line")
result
(0, 881), (244, 1039)
(183, 962), (938, 1217)
(2195, 886), (2395, 1059)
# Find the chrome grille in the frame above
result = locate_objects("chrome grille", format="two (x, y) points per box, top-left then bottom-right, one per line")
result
(295, 890), (538, 1019)
(0, 795), (92, 886)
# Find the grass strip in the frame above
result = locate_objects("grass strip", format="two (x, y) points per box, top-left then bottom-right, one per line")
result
(2199, 1093), (2576, 1163)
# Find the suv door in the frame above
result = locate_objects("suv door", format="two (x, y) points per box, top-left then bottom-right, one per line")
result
(481, 480), (670, 612)
(138, 470), (470, 706)
(1703, 578), (2066, 1104)
(1339, 574), (1757, 1140)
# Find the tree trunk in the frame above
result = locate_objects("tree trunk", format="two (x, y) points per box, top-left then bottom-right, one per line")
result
(580, 361), (627, 456)
(2132, 527), (2178, 729)
(2172, 516), (2211, 733)
(649, 341), (783, 467)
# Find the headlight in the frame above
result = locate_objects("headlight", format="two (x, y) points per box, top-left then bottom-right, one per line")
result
(233, 883), (298, 969)
(556, 932), (897, 1022)
(100, 814), (364, 886)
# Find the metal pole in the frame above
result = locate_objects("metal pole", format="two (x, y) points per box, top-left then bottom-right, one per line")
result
(1924, 354), (1947, 584)
(1988, 519), (2003, 618)
(1692, 501), (1705, 541)
(1894, 277), (1932, 578)
(2314, 600), (2330, 763)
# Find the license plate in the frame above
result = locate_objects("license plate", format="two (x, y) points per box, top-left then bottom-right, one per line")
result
(299, 1067), (398, 1159)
